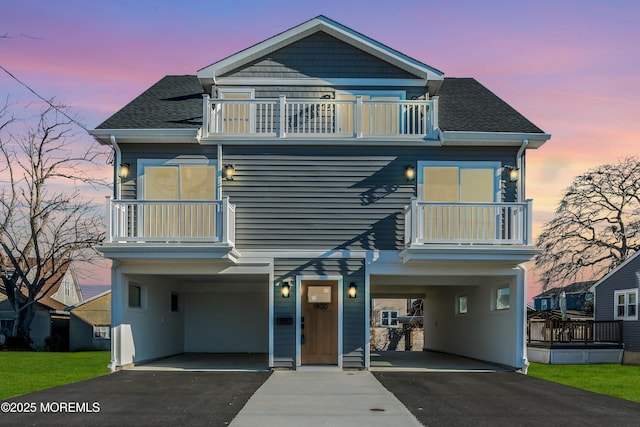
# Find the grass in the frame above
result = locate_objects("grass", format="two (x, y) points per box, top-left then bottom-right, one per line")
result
(0, 351), (111, 400)
(528, 362), (640, 403)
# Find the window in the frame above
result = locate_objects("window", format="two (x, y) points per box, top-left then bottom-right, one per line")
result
(171, 293), (179, 312)
(380, 310), (399, 327)
(93, 325), (110, 339)
(614, 289), (638, 321)
(128, 284), (142, 308)
(457, 295), (468, 314)
(496, 287), (510, 310)
(63, 279), (71, 297)
(541, 299), (548, 310)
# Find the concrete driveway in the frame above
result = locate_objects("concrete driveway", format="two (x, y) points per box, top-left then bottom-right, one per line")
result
(2, 370), (640, 426)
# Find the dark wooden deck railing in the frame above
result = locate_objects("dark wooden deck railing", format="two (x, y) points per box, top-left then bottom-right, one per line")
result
(527, 319), (622, 345)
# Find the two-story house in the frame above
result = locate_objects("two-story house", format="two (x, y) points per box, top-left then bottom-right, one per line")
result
(90, 16), (550, 371)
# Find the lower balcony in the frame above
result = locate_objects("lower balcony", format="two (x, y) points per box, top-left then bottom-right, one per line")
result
(400, 198), (535, 264)
(101, 197), (237, 261)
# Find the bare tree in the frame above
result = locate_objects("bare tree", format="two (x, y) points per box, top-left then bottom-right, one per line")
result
(534, 157), (640, 290)
(0, 101), (108, 348)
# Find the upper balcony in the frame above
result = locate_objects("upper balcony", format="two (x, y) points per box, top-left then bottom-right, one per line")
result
(401, 198), (535, 264)
(200, 95), (438, 140)
(100, 197), (237, 262)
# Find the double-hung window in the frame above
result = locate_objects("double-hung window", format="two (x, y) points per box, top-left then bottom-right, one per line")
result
(380, 310), (399, 327)
(614, 289), (638, 320)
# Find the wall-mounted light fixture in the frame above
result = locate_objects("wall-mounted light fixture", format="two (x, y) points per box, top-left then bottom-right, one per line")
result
(281, 280), (291, 298)
(223, 164), (235, 181)
(404, 165), (416, 182)
(506, 166), (519, 182)
(348, 282), (357, 299)
(118, 163), (130, 179)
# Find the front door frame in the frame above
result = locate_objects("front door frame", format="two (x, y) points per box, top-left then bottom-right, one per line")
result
(295, 275), (343, 368)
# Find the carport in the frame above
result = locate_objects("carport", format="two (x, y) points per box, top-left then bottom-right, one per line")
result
(370, 268), (526, 370)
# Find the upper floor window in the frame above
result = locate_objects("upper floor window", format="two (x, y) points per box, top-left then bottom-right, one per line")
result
(63, 278), (72, 297)
(614, 289), (638, 321)
(418, 161), (501, 204)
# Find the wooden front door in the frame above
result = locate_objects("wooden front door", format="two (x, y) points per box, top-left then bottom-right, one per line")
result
(301, 280), (338, 365)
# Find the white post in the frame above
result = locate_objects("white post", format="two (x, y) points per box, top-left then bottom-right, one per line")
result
(525, 199), (533, 245)
(221, 197), (229, 244)
(105, 196), (112, 243)
(356, 96), (363, 138)
(431, 96), (439, 134)
(279, 95), (287, 138)
(202, 94), (210, 138)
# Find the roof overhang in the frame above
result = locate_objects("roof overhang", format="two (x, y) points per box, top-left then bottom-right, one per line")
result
(399, 245), (538, 266)
(89, 129), (199, 145)
(197, 16), (444, 94)
(440, 131), (551, 149)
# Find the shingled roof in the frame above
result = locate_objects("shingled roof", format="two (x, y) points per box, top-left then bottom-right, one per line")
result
(96, 75), (204, 130)
(438, 78), (544, 133)
(95, 75), (544, 135)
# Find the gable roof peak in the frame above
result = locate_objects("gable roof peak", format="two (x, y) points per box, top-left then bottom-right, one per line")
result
(197, 16), (443, 90)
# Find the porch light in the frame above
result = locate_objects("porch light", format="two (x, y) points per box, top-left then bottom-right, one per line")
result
(507, 166), (519, 182)
(348, 282), (357, 298)
(118, 163), (130, 179)
(223, 164), (235, 181)
(281, 281), (291, 298)
(404, 165), (416, 182)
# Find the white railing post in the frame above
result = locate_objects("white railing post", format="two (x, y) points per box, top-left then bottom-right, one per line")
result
(279, 95), (287, 138)
(105, 196), (113, 243)
(202, 94), (210, 138)
(221, 196), (229, 244)
(355, 96), (363, 138)
(525, 199), (533, 245)
(431, 96), (439, 134)
(410, 197), (419, 245)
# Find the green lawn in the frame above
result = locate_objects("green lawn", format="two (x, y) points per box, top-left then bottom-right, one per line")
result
(0, 351), (111, 400)
(528, 362), (640, 403)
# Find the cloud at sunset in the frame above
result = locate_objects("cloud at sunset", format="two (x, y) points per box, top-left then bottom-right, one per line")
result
(2, 0), (639, 300)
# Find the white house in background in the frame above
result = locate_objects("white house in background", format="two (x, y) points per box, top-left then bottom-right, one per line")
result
(90, 16), (550, 371)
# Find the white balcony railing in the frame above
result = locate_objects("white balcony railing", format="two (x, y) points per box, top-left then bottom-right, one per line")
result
(201, 95), (437, 139)
(105, 197), (235, 245)
(404, 198), (532, 246)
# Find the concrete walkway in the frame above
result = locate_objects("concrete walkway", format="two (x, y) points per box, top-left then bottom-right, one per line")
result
(230, 370), (422, 427)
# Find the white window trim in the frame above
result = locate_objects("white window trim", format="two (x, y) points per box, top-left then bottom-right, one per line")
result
(614, 289), (638, 321)
(457, 295), (468, 315)
(137, 157), (218, 200)
(380, 310), (400, 328)
(127, 282), (146, 311)
(494, 286), (511, 311)
(93, 325), (111, 340)
(417, 161), (502, 203)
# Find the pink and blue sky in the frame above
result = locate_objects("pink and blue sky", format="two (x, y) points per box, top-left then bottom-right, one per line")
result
(2, 0), (639, 301)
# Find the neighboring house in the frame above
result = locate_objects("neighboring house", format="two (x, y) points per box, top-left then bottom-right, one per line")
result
(371, 298), (423, 351)
(532, 281), (595, 312)
(591, 251), (640, 364)
(90, 16), (550, 371)
(0, 262), (83, 349)
(68, 291), (111, 351)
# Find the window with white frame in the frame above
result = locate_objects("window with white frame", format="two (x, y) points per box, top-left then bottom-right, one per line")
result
(63, 278), (71, 297)
(496, 287), (510, 310)
(128, 283), (142, 309)
(93, 325), (110, 339)
(380, 310), (399, 327)
(457, 295), (468, 314)
(614, 289), (638, 321)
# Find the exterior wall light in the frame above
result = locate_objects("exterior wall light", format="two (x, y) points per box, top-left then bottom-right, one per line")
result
(507, 166), (519, 182)
(348, 282), (357, 298)
(223, 164), (235, 181)
(405, 165), (416, 182)
(118, 163), (130, 179)
(281, 280), (291, 298)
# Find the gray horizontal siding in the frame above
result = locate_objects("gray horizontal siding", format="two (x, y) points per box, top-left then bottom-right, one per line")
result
(595, 255), (640, 351)
(223, 146), (520, 251)
(221, 32), (416, 80)
(273, 258), (366, 368)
